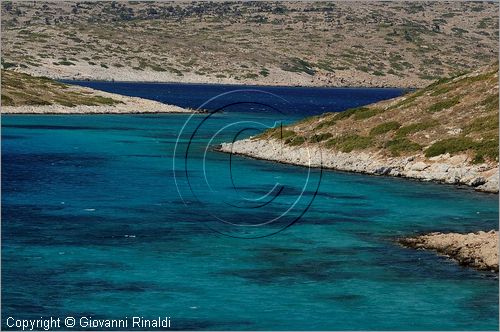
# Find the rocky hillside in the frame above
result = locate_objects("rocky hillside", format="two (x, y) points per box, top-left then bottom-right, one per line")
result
(1, 1), (498, 87)
(1, 70), (190, 114)
(220, 64), (499, 192)
(1, 69), (121, 107)
(262, 64), (499, 165)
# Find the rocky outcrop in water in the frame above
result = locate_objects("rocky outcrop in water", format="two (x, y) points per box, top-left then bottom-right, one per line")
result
(399, 230), (499, 272)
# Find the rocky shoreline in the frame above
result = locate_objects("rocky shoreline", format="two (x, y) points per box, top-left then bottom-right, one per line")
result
(2, 85), (192, 114)
(219, 138), (499, 272)
(16, 65), (428, 89)
(399, 231), (499, 272)
(218, 138), (499, 193)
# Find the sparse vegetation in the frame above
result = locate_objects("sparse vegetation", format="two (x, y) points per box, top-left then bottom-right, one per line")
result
(351, 107), (384, 120)
(428, 96), (461, 113)
(309, 132), (333, 143)
(0, 1), (497, 87)
(370, 121), (401, 136)
(423, 135), (498, 163)
(395, 120), (438, 137)
(260, 64), (498, 164)
(464, 114), (498, 134)
(57, 60), (75, 66)
(315, 117), (337, 130)
(386, 137), (421, 156)
(425, 137), (476, 158)
(0, 1), (498, 165)
(259, 68), (270, 77)
(285, 135), (306, 146)
(325, 134), (372, 152)
(480, 93), (499, 112)
(1, 70), (122, 107)
(281, 58), (315, 75)
(333, 107), (383, 121)
(473, 136), (499, 163)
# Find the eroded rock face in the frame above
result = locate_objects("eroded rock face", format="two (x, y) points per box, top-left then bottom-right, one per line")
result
(477, 170), (499, 192)
(399, 231), (499, 272)
(218, 138), (499, 193)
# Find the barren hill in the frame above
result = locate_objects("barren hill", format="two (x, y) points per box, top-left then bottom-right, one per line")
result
(1, 1), (498, 87)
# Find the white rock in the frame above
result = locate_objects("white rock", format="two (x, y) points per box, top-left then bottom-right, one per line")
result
(218, 138), (499, 193)
(411, 161), (429, 171)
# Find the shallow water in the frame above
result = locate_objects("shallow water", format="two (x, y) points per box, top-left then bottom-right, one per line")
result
(2, 85), (498, 330)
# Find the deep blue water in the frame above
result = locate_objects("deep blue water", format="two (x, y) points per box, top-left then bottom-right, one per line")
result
(64, 80), (406, 115)
(2, 83), (498, 330)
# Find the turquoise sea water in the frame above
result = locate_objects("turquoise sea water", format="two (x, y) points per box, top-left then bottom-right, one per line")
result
(2, 85), (498, 330)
